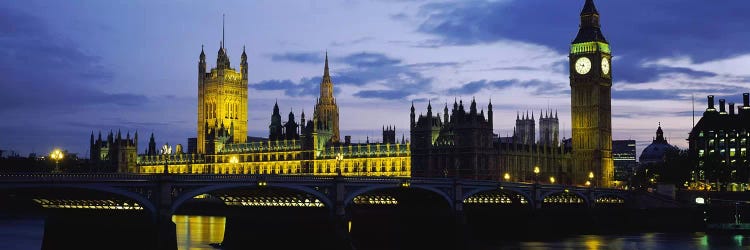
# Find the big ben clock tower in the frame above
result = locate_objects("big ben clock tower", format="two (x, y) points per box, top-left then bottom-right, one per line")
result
(570, 0), (614, 187)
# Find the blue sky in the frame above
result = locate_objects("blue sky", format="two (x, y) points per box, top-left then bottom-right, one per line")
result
(1, 0), (749, 158)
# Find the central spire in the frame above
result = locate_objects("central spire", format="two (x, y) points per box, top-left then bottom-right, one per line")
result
(222, 14), (225, 49)
(324, 51), (330, 77)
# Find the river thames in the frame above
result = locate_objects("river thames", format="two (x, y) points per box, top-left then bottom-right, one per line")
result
(1, 215), (748, 250)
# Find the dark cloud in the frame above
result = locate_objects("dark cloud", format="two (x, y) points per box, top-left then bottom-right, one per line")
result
(336, 52), (433, 100)
(354, 90), (410, 100)
(446, 79), (566, 96)
(251, 52), (433, 101)
(415, 0), (750, 83)
(0, 7), (149, 113)
(330, 37), (375, 47)
(446, 80), (514, 95)
(269, 52), (323, 64)
(612, 89), (684, 101)
(249, 78), (320, 97)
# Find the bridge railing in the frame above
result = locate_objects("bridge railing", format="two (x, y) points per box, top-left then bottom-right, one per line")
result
(0, 173), (160, 182)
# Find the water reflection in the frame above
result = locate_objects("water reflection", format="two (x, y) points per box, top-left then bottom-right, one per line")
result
(508, 233), (750, 250)
(173, 215), (225, 250)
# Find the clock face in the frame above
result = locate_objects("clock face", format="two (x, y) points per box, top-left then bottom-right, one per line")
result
(601, 57), (610, 75)
(575, 57), (592, 75)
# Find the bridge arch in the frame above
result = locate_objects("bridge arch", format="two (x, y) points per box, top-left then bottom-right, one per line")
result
(461, 186), (533, 206)
(591, 192), (628, 205)
(540, 190), (590, 207)
(0, 184), (157, 218)
(170, 183), (333, 214)
(343, 184), (453, 209)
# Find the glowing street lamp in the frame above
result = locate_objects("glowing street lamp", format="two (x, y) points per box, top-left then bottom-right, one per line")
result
(585, 180), (592, 187)
(50, 149), (64, 173)
(229, 156), (239, 174)
(549, 176), (556, 185)
(533, 166), (540, 183)
(335, 153), (344, 176)
(504, 173), (511, 182)
(162, 143), (172, 174)
(588, 171), (595, 187)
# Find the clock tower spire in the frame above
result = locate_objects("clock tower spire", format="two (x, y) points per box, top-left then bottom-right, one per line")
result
(570, 0), (613, 187)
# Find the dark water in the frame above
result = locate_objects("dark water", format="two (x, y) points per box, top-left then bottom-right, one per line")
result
(0, 215), (749, 250)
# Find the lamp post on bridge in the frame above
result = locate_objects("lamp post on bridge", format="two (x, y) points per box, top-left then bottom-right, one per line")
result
(504, 173), (511, 182)
(162, 143), (172, 175)
(335, 153), (343, 176)
(50, 149), (64, 173)
(588, 171), (595, 188)
(533, 166), (540, 184)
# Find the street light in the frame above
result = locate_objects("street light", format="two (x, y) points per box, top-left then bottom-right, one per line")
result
(549, 176), (556, 185)
(588, 171), (595, 187)
(50, 149), (64, 173)
(162, 143), (172, 174)
(504, 173), (511, 182)
(335, 153), (344, 176)
(229, 156), (239, 174)
(585, 180), (592, 187)
(533, 166), (540, 183)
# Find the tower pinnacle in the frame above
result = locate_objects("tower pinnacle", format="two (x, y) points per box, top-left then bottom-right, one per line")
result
(324, 51), (329, 77)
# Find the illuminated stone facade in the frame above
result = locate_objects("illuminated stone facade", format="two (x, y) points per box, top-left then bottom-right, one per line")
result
(137, 50), (410, 177)
(313, 53), (340, 144)
(569, 0), (614, 187)
(196, 42), (248, 154)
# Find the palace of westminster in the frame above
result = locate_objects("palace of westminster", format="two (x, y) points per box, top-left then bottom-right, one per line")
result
(90, 0), (616, 187)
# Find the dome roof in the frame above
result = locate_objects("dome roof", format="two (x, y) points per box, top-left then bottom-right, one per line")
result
(639, 124), (677, 164)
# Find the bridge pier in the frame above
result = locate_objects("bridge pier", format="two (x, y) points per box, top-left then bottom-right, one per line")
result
(333, 176), (355, 250)
(155, 175), (177, 250)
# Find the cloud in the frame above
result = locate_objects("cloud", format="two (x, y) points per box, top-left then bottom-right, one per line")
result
(269, 52), (323, 64)
(253, 52), (434, 101)
(414, 0), (750, 85)
(335, 52), (434, 100)
(0, 7), (148, 113)
(446, 79), (566, 96)
(249, 78), (321, 97)
(354, 90), (410, 100)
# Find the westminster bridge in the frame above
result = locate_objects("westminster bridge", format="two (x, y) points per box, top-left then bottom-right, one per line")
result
(0, 174), (692, 250)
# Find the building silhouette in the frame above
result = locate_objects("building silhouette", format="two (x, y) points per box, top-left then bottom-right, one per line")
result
(539, 110), (560, 147)
(514, 111), (535, 145)
(639, 124), (676, 165)
(411, 101), (572, 182)
(689, 94), (750, 188)
(410, 99), (495, 179)
(90, 130), (138, 172)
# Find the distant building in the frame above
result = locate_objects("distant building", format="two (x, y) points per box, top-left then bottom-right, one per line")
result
(639, 125), (677, 165)
(410, 100), (571, 182)
(689, 94), (750, 185)
(90, 130), (138, 172)
(539, 110), (560, 147)
(612, 140), (636, 181)
(514, 111), (535, 145)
